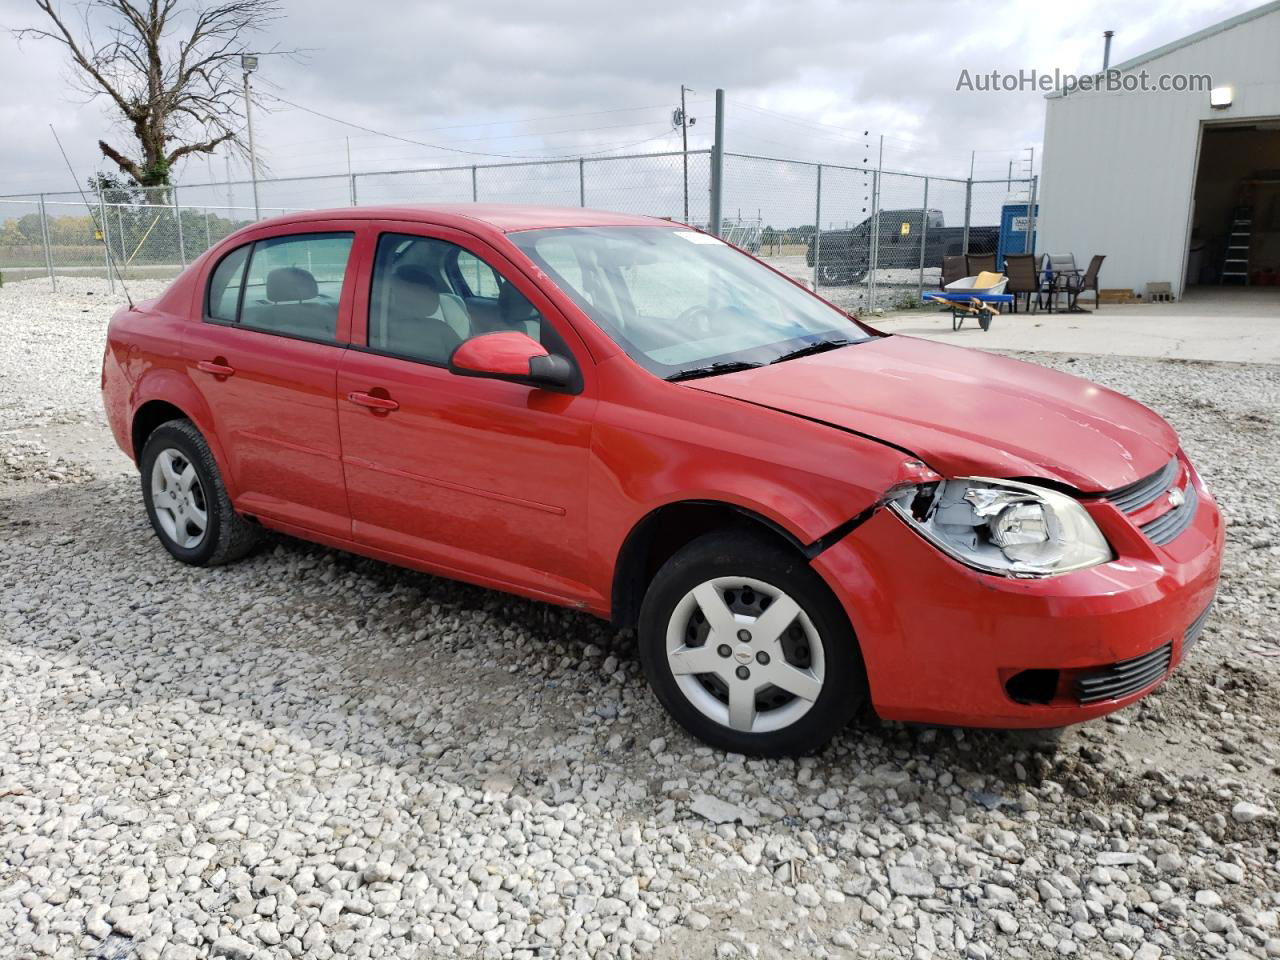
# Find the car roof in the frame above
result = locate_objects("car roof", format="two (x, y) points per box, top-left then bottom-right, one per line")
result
(251, 204), (679, 233)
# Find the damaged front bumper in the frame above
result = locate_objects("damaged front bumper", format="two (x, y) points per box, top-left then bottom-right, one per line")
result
(809, 471), (1224, 728)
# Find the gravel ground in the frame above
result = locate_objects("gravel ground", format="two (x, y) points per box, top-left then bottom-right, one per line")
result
(2, 277), (1278, 960)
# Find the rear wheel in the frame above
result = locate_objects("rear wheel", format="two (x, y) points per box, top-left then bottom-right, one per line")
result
(639, 531), (866, 756)
(140, 420), (260, 566)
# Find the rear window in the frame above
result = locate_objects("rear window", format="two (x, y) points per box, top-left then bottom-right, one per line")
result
(207, 244), (249, 322)
(204, 232), (354, 343)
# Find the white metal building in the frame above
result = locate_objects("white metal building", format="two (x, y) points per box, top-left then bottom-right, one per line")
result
(1037, 2), (1280, 297)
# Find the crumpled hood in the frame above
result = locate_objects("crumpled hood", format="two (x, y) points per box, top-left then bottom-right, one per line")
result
(687, 335), (1178, 492)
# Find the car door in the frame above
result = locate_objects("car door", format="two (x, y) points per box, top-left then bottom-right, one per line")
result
(335, 222), (599, 607)
(184, 223), (368, 539)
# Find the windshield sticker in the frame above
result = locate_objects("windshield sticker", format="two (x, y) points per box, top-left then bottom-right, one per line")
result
(672, 231), (723, 244)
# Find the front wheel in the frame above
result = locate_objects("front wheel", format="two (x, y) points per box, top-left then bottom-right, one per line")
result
(638, 532), (867, 756)
(818, 262), (845, 285)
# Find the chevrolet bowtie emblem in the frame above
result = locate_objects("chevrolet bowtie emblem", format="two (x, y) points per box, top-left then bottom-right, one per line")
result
(1168, 487), (1186, 509)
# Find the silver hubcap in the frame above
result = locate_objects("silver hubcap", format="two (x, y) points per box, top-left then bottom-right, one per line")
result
(666, 576), (825, 734)
(150, 448), (208, 549)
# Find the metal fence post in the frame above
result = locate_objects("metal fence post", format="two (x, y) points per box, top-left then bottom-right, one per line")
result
(579, 158), (586, 207)
(1027, 175), (1038, 256)
(868, 170), (880, 309)
(471, 166), (478, 203)
(98, 184), (114, 294)
(173, 186), (187, 268)
(709, 88), (725, 235)
(916, 176), (929, 302)
(962, 178), (973, 255)
(38, 193), (56, 291)
(813, 164), (822, 290)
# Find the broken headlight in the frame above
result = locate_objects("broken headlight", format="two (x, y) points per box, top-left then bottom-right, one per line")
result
(887, 477), (1112, 577)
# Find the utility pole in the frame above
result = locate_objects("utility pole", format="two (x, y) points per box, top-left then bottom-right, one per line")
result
(241, 53), (261, 219)
(673, 85), (696, 223)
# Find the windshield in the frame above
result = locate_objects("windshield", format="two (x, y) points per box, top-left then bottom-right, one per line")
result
(509, 226), (871, 379)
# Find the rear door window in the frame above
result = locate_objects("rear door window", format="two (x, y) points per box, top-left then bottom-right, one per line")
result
(207, 232), (354, 343)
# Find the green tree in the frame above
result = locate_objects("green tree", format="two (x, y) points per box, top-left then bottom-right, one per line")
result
(17, 0), (281, 187)
(17, 213), (46, 244)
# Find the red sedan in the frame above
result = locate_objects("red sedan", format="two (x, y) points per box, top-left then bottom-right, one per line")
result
(101, 205), (1223, 756)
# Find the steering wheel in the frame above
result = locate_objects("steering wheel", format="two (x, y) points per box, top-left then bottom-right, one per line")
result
(674, 303), (713, 333)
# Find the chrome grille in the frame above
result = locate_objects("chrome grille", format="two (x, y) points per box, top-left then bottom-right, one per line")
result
(1075, 643), (1172, 705)
(1104, 456), (1199, 547)
(1140, 481), (1199, 546)
(1107, 458), (1179, 514)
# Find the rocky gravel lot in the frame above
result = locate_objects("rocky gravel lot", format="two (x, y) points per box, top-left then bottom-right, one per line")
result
(1, 277), (1278, 960)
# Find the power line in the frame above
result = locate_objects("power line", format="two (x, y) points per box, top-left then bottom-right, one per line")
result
(251, 77), (692, 139)
(251, 130), (688, 178)
(730, 100), (971, 151)
(263, 115), (680, 151)
(729, 101), (876, 141)
(259, 92), (680, 160)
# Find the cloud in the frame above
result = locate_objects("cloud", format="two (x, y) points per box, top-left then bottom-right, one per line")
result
(0, 0), (1260, 216)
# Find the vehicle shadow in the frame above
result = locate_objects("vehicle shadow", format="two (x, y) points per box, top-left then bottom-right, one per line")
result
(4, 474), (1082, 827)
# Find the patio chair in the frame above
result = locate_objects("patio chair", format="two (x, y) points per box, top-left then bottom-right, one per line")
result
(1065, 255), (1105, 311)
(1003, 254), (1039, 313)
(966, 253), (996, 276)
(1041, 253), (1079, 312)
(941, 255), (966, 289)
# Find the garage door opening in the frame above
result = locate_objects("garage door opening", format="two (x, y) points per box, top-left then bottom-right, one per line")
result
(1187, 122), (1280, 289)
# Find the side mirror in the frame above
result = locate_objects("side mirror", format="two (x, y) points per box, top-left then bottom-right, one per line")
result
(448, 332), (574, 391)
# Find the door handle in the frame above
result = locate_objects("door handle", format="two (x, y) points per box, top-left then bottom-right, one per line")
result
(196, 359), (236, 377)
(347, 391), (400, 412)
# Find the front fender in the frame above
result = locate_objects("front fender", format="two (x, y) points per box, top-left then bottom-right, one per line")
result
(586, 401), (934, 619)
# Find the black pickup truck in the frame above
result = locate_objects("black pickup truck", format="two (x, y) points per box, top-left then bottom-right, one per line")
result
(805, 208), (999, 285)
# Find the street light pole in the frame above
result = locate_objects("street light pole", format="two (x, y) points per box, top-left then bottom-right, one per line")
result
(241, 54), (261, 219)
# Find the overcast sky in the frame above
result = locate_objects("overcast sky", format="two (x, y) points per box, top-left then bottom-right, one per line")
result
(0, 0), (1261, 203)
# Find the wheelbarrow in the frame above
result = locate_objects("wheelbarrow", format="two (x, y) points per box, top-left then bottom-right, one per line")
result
(925, 274), (1012, 331)
(924, 291), (1014, 331)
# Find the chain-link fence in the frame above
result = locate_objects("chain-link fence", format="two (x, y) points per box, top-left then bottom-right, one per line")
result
(1, 147), (1035, 311)
(718, 152), (1036, 312)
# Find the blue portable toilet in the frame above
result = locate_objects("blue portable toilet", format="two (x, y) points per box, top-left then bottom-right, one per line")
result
(997, 203), (1039, 266)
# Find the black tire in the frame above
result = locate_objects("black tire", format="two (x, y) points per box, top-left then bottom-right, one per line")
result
(139, 419), (260, 566)
(638, 531), (867, 757)
(818, 262), (845, 286)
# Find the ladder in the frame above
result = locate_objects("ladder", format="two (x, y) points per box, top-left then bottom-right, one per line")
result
(1220, 205), (1252, 285)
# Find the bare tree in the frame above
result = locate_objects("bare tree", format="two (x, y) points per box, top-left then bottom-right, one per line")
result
(18, 0), (281, 187)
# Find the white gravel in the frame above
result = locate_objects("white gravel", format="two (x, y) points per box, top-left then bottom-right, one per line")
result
(2, 276), (1279, 960)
